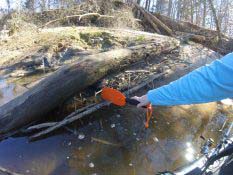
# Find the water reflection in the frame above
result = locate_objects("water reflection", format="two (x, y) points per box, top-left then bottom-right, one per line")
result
(0, 78), (26, 106)
(0, 96), (231, 174)
(185, 142), (195, 162)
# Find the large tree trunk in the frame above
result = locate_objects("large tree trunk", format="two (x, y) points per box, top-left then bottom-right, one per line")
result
(202, 0), (207, 27)
(207, 0), (222, 44)
(0, 39), (179, 135)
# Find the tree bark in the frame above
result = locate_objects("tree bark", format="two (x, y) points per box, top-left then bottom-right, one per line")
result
(167, 0), (172, 17)
(134, 3), (173, 36)
(207, 0), (222, 43)
(135, 4), (161, 34)
(176, 0), (182, 20)
(6, 0), (10, 13)
(202, 0), (207, 27)
(145, 0), (150, 10)
(0, 40), (179, 135)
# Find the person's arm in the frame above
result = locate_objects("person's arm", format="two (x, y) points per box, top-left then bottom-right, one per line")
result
(133, 53), (233, 107)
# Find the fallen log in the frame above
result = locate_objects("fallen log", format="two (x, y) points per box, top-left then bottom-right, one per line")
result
(0, 38), (179, 135)
(133, 4), (161, 34)
(134, 3), (173, 36)
(29, 72), (165, 141)
(153, 13), (233, 54)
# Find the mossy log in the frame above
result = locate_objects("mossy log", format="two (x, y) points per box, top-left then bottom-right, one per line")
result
(0, 37), (179, 135)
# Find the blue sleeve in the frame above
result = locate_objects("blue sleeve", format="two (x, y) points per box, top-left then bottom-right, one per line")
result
(147, 53), (233, 106)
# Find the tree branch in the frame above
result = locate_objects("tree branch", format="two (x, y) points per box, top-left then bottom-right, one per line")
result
(41, 13), (115, 28)
(29, 72), (165, 141)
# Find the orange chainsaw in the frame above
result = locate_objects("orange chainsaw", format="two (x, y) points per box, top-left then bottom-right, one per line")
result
(101, 87), (153, 128)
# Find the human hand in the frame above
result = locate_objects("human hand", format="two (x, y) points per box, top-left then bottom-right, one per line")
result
(131, 95), (150, 108)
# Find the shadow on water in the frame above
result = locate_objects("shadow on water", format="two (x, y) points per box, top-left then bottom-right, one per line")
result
(0, 77), (232, 175)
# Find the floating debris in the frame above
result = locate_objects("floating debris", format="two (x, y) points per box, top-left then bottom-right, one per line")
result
(116, 114), (121, 118)
(186, 142), (192, 147)
(129, 163), (133, 166)
(89, 162), (95, 168)
(68, 141), (72, 146)
(78, 133), (85, 140)
(133, 132), (137, 136)
(67, 156), (70, 159)
(110, 124), (116, 128)
(136, 138), (140, 141)
(153, 137), (159, 142)
(26, 170), (30, 173)
(91, 137), (121, 147)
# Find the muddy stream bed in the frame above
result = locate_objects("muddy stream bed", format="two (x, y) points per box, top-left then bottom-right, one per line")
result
(0, 74), (232, 175)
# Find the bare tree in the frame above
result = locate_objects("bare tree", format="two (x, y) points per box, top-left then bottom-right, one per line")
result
(176, 0), (182, 20)
(25, 0), (35, 12)
(207, 0), (222, 42)
(6, 0), (10, 13)
(40, 0), (46, 11)
(156, 0), (169, 15)
(167, 0), (173, 17)
(145, 0), (150, 11)
(202, 0), (207, 27)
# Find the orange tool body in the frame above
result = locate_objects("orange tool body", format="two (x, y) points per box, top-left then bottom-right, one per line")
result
(101, 87), (153, 128)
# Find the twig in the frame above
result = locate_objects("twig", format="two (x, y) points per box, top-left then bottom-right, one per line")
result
(95, 90), (102, 97)
(23, 103), (96, 133)
(0, 166), (23, 175)
(99, 119), (103, 130)
(42, 13), (114, 28)
(64, 126), (77, 135)
(125, 70), (150, 73)
(29, 101), (110, 141)
(127, 73), (131, 96)
(29, 73), (165, 141)
(64, 103), (96, 119)
(21, 122), (57, 133)
(91, 137), (121, 147)
(124, 73), (165, 96)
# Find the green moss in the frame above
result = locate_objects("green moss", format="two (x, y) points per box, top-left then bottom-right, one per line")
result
(79, 31), (116, 49)
(135, 35), (145, 42)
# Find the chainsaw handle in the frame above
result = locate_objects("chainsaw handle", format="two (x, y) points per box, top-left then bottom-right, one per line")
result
(126, 98), (147, 108)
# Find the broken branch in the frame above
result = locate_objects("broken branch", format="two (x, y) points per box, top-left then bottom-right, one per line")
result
(0, 166), (23, 175)
(42, 13), (114, 28)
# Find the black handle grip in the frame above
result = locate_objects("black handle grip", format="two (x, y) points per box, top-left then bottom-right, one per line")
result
(126, 98), (147, 108)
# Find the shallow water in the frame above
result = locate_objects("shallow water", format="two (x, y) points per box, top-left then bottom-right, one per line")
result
(0, 78), (231, 175)
(0, 77), (26, 106)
